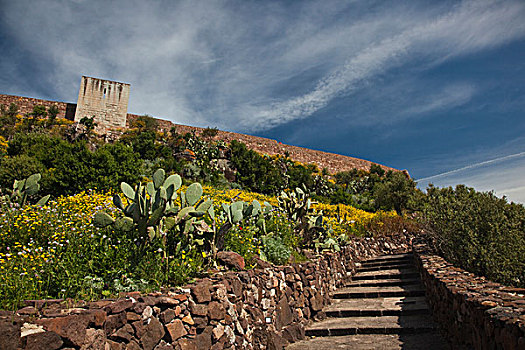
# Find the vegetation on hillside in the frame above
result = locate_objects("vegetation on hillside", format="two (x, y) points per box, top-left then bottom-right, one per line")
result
(0, 102), (524, 310)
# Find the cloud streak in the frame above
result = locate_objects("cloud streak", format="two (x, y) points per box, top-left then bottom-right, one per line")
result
(1, 0), (524, 131)
(244, 0), (525, 131)
(416, 151), (525, 203)
(416, 151), (525, 183)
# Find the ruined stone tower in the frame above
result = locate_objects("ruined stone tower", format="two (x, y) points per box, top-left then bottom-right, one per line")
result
(74, 76), (130, 133)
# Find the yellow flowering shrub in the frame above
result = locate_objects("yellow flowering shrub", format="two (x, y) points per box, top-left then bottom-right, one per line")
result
(0, 136), (7, 156)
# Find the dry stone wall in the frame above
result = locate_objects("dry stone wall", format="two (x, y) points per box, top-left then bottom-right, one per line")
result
(413, 241), (525, 350)
(0, 234), (412, 350)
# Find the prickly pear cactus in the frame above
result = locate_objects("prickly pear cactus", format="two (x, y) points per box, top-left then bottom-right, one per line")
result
(278, 186), (323, 245)
(1, 173), (50, 209)
(93, 169), (212, 250)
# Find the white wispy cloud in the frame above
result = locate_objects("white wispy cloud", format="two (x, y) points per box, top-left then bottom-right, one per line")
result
(402, 84), (476, 116)
(243, 0), (525, 130)
(1, 0), (524, 131)
(417, 151), (525, 203)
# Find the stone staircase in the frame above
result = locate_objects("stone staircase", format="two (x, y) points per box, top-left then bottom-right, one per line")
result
(287, 253), (450, 349)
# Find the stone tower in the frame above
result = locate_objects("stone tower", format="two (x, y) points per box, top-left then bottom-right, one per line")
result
(74, 76), (130, 133)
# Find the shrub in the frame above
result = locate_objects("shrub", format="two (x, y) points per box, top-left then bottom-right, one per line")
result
(229, 140), (285, 195)
(422, 185), (525, 287)
(260, 236), (291, 265)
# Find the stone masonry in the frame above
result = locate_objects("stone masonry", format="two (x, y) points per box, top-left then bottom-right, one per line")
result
(74, 76), (130, 133)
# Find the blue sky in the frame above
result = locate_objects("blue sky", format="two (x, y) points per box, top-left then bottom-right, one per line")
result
(1, 0), (525, 201)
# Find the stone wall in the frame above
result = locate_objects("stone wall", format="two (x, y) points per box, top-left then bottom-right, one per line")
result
(0, 94), (76, 120)
(412, 241), (525, 349)
(74, 77), (130, 133)
(0, 234), (412, 350)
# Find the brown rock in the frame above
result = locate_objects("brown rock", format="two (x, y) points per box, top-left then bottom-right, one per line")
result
(282, 324), (305, 342)
(127, 312), (141, 322)
(140, 317), (165, 350)
(181, 314), (194, 325)
(110, 324), (134, 342)
(160, 309), (176, 324)
(132, 320), (145, 338)
(126, 340), (142, 350)
(267, 331), (288, 350)
(189, 303), (207, 316)
(154, 340), (174, 350)
(156, 297), (179, 306)
(171, 294), (188, 302)
(192, 317), (208, 329)
(191, 280), (212, 303)
(133, 302), (147, 314)
(212, 324), (225, 340)
(230, 278), (243, 298)
(87, 300), (113, 309)
(276, 297), (293, 330)
(217, 251), (245, 270)
(87, 309), (107, 327)
(254, 256), (272, 269)
(195, 326), (213, 349)
(25, 331), (63, 350)
(176, 339), (197, 350)
(310, 292), (323, 312)
(172, 306), (181, 317)
(106, 299), (134, 314)
(80, 328), (106, 350)
(105, 312), (127, 335)
(17, 306), (38, 315)
(207, 301), (226, 320)
(105, 339), (125, 350)
(0, 318), (21, 350)
(166, 319), (187, 342)
(35, 314), (90, 347)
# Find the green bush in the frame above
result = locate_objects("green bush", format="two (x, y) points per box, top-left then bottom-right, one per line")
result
(229, 140), (285, 195)
(2, 133), (143, 196)
(423, 185), (525, 287)
(260, 236), (291, 265)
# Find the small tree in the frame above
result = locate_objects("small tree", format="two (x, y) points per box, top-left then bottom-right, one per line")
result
(79, 116), (97, 134)
(47, 105), (59, 125)
(201, 127), (219, 139)
(32, 105), (47, 118)
(374, 171), (416, 214)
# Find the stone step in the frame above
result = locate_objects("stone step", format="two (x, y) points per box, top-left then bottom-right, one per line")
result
(356, 263), (414, 273)
(325, 296), (430, 317)
(352, 268), (419, 281)
(361, 258), (414, 268)
(286, 333), (449, 350)
(305, 315), (439, 337)
(346, 278), (421, 288)
(363, 254), (413, 264)
(333, 285), (425, 299)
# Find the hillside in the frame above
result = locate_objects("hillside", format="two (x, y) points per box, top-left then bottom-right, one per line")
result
(0, 93), (398, 174)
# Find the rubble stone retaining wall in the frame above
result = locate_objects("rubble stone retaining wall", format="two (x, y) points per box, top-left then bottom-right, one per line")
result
(0, 234), (411, 350)
(412, 242), (525, 350)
